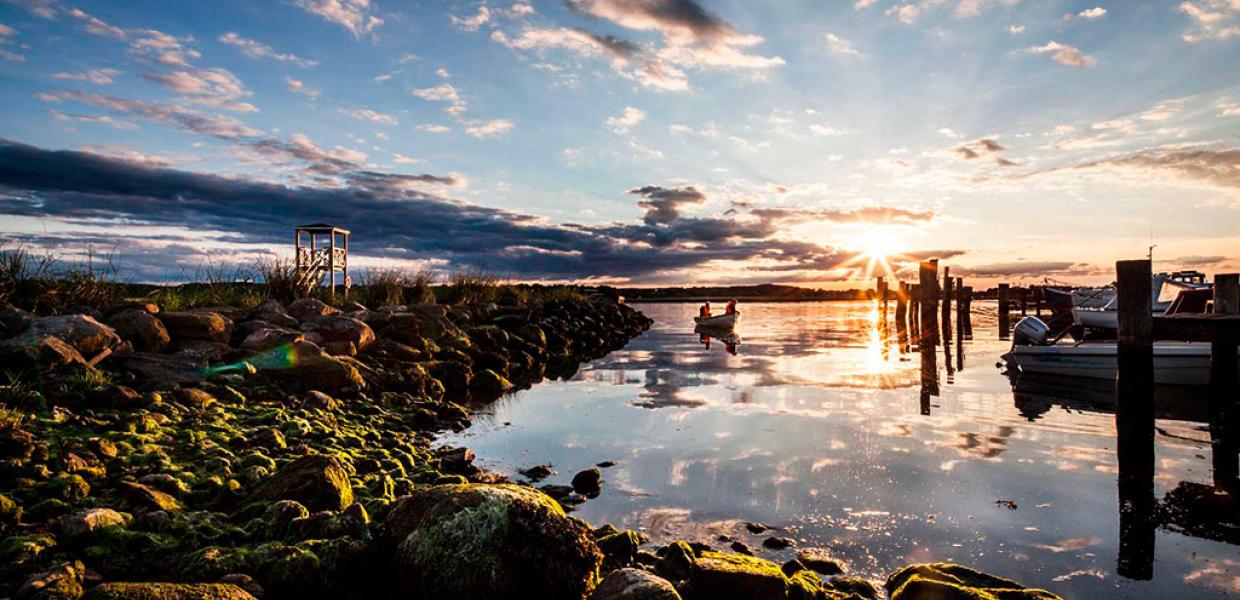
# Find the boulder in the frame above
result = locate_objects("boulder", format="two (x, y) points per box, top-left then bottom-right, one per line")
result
(158, 312), (232, 344)
(82, 583), (257, 600)
(572, 467), (603, 497)
(302, 316), (374, 351)
(33, 314), (120, 355)
(248, 300), (298, 328)
(105, 310), (170, 353)
(241, 454), (353, 513)
(108, 353), (205, 389)
(686, 552), (788, 600)
(823, 576), (882, 600)
(60, 508), (129, 540)
(169, 340), (231, 363)
(380, 310), (465, 346)
(239, 328), (304, 353)
(0, 303), (34, 338)
(258, 341), (364, 393)
(795, 548), (846, 576)
(15, 561), (84, 600)
(91, 385), (145, 409)
(591, 568), (681, 600)
(381, 483), (601, 600)
(469, 368), (511, 399)
(885, 564), (1062, 600)
(121, 481), (183, 513)
(287, 298), (340, 321)
(0, 334), (86, 372)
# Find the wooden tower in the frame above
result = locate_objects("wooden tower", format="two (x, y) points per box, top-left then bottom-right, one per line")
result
(294, 223), (350, 297)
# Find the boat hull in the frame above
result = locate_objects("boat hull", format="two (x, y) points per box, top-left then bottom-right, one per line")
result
(1002, 342), (1233, 386)
(694, 313), (738, 329)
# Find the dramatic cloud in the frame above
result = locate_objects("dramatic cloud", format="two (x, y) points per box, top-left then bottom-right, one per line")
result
(128, 29), (201, 67)
(52, 91), (262, 139)
(292, 0), (383, 37)
(1062, 146), (1240, 191)
(1179, 0), (1240, 42)
(749, 206), (936, 225)
(218, 32), (317, 67)
(955, 261), (1088, 277)
(0, 140), (858, 282)
(490, 26), (688, 91)
(824, 32), (860, 56)
(629, 185), (708, 224)
(51, 68), (120, 85)
(341, 107), (397, 125)
(143, 68), (257, 112)
(1024, 41), (1096, 67)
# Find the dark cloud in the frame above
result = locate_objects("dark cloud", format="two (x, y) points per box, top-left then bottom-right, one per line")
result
(954, 146), (980, 160)
(579, 28), (641, 59)
(995, 157), (1020, 167)
(565, 0), (733, 45)
(1069, 146), (1240, 190)
(978, 138), (1005, 152)
(628, 185), (707, 224)
(953, 261), (1093, 278)
(1171, 255), (1228, 267)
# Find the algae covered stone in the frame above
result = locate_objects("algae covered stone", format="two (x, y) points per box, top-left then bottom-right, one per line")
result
(242, 454), (353, 513)
(685, 551), (790, 600)
(82, 582), (257, 600)
(383, 483), (602, 600)
(885, 563), (1062, 600)
(15, 560), (84, 600)
(591, 568), (681, 600)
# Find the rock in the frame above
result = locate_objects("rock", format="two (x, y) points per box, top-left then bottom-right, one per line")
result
(687, 551), (789, 600)
(302, 316), (374, 351)
(105, 310), (170, 353)
(885, 563), (1062, 600)
(468, 368), (511, 398)
(82, 583), (257, 600)
(744, 522), (768, 534)
(656, 541), (695, 583)
(382, 483), (601, 600)
(137, 474), (190, 497)
(438, 447), (474, 473)
(730, 541), (753, 555)
(824, 576), (882, 600)
(15, 560), (84, 600)
(60, 508), (128, 539)
(173, 388), (216, 409)
(108, 353), (205, 389)
(169, 340), (231, 363)
(591, 568), (682, 600)
(287, 298), (340, 321)
(0, 303), (34, 337)
(322, 341), (356, 356)
(795, 548), (846, 576)
(91, 385), (145, 409)
(0, 426), (36, 459)
(120, 481), (183, 513)
(572, 467), (602, 497)
(762, 536), (795, 550)
(216, 575), (262, 600)
(261, 341), (364, 393)
(33, 314), (120, 355)
(158, 312), (233, 344)
(242, 454), (353, 513)
(597, 530), (642, 568)
(519, 464), (554, 482)
(239, 328), (304, 353)
(301, 390), (339, 411)
(0, 492), (22, 526)
(380, 310), (465, 346)
(0, 334), (85, 373)
(249, 300), (298, 328)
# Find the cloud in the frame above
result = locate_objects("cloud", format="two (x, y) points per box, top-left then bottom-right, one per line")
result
(0, 140), (861, 282)
(1172, 255), (1228, 266)
(51, 68), (120, 85)
(391, 153), (419, 164)
(952, 138), (1006, 160)
(490, 26), (690, 91)
(1024, 41), (1095, 67)
(629, 185), (708, 224)
(464, 119), (515, 138)
(1058, 146), (1240, 191)
(996, 157), (1020, 167)
(411, 83), (466, 116)
(127, 29), (201, 67)
(1180, 0), (1240, 42)
(218, 32), (317, 67)
(67, 8), (126, 39)
(505, 2), (535, 17)
(1008, 24), (1026, 33)
(48, 109), (137, 129)
(750, 206), (936, 225)
(6, 0), (59, 19)
(824, 32), (860, 56)
(285, 77), (320, 98)
(291, 0), (383, 37)
(142, 68), (257, 112)
(955, 261), (1088, 277)
(450, 6), (491, 31)
(606, 106), (646, 133)
(417, 124), (452, 133)
(0, 23), (15, 36)
(53, 91), (262, 139)
(1076, 6), (1107, 19)
(341, 107), (397, 125)
(954, 146), (980, 159)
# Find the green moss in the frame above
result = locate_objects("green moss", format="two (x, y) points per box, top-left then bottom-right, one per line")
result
(0, 492), (22, 526)
(0, 533), (57, 568)
(886, 564), (1062, 600)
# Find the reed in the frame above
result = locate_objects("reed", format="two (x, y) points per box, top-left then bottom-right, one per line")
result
(0, 243), (123, 314)
(356, 267), (437, 308)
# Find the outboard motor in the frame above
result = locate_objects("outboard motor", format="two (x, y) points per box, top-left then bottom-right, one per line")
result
(1012, 316), (1052, 346)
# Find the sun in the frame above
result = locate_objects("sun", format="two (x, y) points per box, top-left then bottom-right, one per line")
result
(839, 230), (906, 281)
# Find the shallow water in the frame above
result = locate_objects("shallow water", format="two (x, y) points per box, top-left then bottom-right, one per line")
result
(440, 301), (1239, 598)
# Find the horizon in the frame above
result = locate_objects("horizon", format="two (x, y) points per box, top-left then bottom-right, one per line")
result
(1, 0), (1238, 288)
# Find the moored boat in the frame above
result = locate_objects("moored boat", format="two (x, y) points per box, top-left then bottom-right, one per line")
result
(694, 312), (738, 329)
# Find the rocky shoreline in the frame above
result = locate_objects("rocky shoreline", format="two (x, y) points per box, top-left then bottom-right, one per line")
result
(0, 294), (1061, 600)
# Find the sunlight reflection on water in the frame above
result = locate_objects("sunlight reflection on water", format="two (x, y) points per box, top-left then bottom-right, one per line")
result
(439, 301), (1238, 598)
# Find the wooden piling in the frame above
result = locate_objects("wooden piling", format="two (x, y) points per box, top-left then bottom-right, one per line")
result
(997, 283), (1011, 339)
(955, 278), (965, 342)
(1115, 259), (1156, 580)
(941, 270), (953, 345)
(1019, 287), (1028, 316)
(919, 260), (939, 348)
(909, 284), (920, 342)
(1210, 274), (1239, 421)
(877, 276), (889, 332)
(895, 281), (908, 346)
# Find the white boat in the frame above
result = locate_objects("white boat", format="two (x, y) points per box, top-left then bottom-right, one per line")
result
(1002, 341), (1221, 385)
(1072, 271), (1210, 330)
(694, 312), (738, 329)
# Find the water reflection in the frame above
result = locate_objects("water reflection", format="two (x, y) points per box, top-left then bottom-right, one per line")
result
(441, 301), (1239, 598)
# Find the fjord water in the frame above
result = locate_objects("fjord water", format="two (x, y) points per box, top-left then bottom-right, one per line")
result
(440, 301), (1237, 598)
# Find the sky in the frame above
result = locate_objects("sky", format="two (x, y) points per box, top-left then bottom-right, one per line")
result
(0, 0), (1237, 287)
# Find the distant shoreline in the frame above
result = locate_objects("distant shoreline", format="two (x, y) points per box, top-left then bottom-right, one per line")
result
(625, 296), (865, 303)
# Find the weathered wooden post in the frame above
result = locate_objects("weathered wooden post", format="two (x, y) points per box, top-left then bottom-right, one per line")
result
(1210, 274), (1239, 420)
(919, 260), (939, 348)
(909, 284), (920, 342)
(1019, 287), (1028, 316)
(895, 281), (908, 347)
(1115, 259), (1155, 580)
(876, 276), (888, 333)
(1035, 286), (1044, 316)
(997, 283), (1011, 339)
(963, 286), (973, 337)
(941, 270), (953, 345)
(955, 278), (965, 341)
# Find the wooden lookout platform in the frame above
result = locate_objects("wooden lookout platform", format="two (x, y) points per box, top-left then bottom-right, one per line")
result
(295, 223), (350, 297)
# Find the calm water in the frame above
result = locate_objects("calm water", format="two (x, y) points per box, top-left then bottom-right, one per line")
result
(440, 301), (1238, 598)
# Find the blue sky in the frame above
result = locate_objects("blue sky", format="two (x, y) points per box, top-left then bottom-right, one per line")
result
(0, 0), (1237, 285)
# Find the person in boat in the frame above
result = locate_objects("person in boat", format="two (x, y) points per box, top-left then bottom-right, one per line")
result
(700, 301), (711, 318)
(725, 298), (737, 315)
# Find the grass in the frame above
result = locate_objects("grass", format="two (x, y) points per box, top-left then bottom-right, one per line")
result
(0, 243), (123, 314)
(356, 267), (436, 308)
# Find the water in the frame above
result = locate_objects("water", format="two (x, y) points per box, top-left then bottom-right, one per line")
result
(439, 301), (1239, 598)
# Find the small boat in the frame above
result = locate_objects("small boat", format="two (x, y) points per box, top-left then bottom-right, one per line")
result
(694, 312), (738, 329)
(1071, 271), (1210, 330)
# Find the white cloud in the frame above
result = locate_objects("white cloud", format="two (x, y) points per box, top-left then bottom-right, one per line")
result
(1024, 41), (1096, 67)
(51, 68), (120, 85)
(824, 33), (860, 56)
(67, 8), (126, 40)
(0, 23), (16, 37)
(1077, 6), (1107, 19)
(505, 2), (535, 17)
(417, 124), (452, 133)
(809, 125), (850, 136)
(285, 76), (320, 98)
(1180, 0), (1240, 42)
(143, 68), (257, 112)
(938, 128), (964, 139)
(606, 106), (646, 133)
(436, 67), (450, 78)
(451, 6), (491, 31)
(465, 118), (514, 138)
(49, 109), (138, 129)
(1008, 24), (1026, 33)
(292, 0), (383, 37)
(218, 32), (317, 67)
(392, 153), (420, 164)
(412, 83), (466, 116)
(342, 107), (397, 125)
(128, 29), (201, 67)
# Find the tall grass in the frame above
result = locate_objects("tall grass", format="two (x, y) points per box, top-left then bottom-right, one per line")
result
(256, 258), (302, 304)
(356, 267), (436, 308)
(435, 270), (507, 305)
(0, 243), (122, 314)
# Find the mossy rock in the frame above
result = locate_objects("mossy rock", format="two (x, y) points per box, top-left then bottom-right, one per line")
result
(0, 491), (22, 526)
(592, 568), (682, 600)
(383, 483), (601, 600)
(15, 560), (84, 600)
(0, 533), (57, 573)
(885, 563), (1062, 600)
(684, 551), (789, 600)
(240, 455), (353, 514)
(82, 582), (257, 600)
